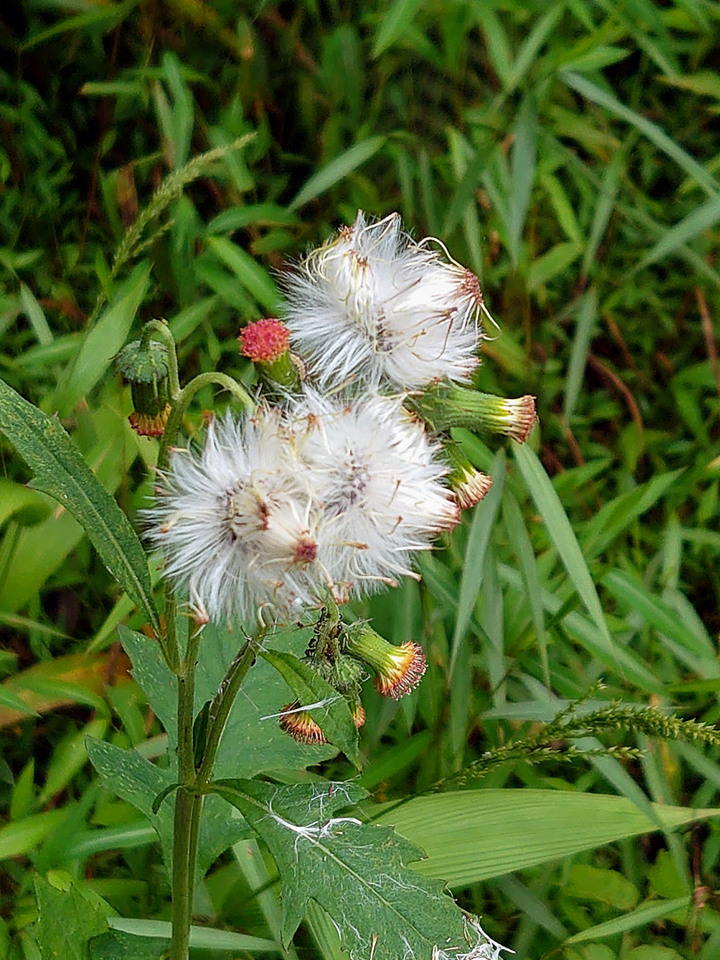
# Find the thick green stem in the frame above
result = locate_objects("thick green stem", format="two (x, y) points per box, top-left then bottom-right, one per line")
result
(158, 372), (254, 474)
(171, 624), (203, 960)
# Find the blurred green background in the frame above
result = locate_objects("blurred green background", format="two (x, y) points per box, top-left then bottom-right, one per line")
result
(2, 2), (720, 958)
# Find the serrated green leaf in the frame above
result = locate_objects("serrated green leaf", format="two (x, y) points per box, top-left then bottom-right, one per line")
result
(261, 649), (360, 767)
(213, 779), (476, 960)
(33, 873), (109, 960)
(118, 622), (338, 773)
(86, 737), (245, 881)
(89, 623), (339, 876)
(0, 379), (160, 636)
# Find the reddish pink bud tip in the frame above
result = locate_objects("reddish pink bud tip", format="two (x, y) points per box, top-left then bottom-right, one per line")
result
(239, 319), (290, 363)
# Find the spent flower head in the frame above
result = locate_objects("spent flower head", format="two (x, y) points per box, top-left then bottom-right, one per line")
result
(146, 389), (457, 623)
(283, 211), (487, 391)
(145, 409), (324, 624)
(287, 388), (459, 601)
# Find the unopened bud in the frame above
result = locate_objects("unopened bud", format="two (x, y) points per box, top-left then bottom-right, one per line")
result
(279, 701), (328, 745)
(239, 319), (302, 390)
(343, 622), (426, 700)
(411, 382), (536, 443)
(116, 337), (171, 437)
(442, 441), (493, 510)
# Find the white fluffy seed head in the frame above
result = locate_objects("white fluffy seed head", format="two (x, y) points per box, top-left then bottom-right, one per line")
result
(286, 388), (459, 602)
(146, 391), (458, 624)
(282, 211), (485, 391)
(145, 411), (325, 624)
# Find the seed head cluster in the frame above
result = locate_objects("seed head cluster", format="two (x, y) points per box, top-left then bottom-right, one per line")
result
(147, 389), (457, 624)
(147, 211), (491, 626)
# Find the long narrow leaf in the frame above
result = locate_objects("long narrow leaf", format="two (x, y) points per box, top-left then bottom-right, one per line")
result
(562, 72), (719, 197)
(564, 895), (691, 943)
(634, 193), (720, 272)
(289, 137), (387, 211)
(563, 288), (598, 422)
(0, 379), (160, 636)
(449, 452), (505, 680)
(52, 263), (150, 415)
(377, 790), (720, 886)
(512, 443), (613, 653)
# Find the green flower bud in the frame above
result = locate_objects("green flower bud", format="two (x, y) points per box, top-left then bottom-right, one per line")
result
(442, 440), (493, 510)
(410, 381), (536, 443)
(343, 621), (426, 700)
(117, 337), (171, 437)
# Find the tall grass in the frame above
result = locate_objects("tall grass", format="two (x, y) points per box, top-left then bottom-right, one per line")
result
(1, 2), (720, 957)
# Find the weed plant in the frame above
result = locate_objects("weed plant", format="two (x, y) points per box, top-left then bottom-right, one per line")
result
(1, 2), (720, 959)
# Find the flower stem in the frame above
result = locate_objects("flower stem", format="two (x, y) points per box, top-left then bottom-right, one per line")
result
(141, 319), (181, 398)
(157, 372), (255, 474)
(170, 623), (204, 960)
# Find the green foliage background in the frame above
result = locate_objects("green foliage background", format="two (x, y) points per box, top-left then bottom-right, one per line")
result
(1, 1), (720, 958)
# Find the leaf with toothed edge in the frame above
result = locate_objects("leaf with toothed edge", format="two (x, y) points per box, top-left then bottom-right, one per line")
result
(211, 778), (497, 960)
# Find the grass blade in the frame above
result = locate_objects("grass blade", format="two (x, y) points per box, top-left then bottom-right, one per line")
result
(289, 137), (387, 211)
(377, 790), (720, 886)
(372, 0), (425, 58)
(512, 443), (613, 653)
(507, 96), (538, 267)
(562, 71), (719, 197)
(449, 452), (505, 681)
(563, 287), (598, 422)
(634, 192), (720, 272)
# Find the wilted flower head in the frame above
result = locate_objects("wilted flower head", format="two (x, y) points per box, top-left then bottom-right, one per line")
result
(146, 389), (457, 623)
(282, 211), (486, 391)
